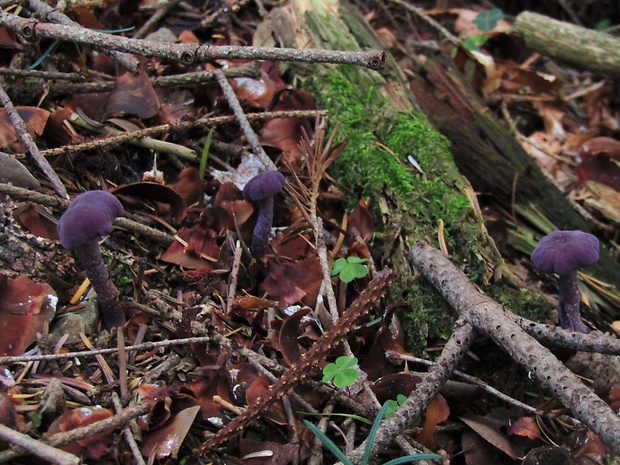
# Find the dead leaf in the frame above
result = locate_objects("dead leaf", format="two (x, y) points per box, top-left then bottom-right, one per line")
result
(168, 167), (203, 207)
(15, 204), (59, 240)
(239, 438), (299, 465)
(460, 414), (521, 459)
(141, 405), (200, 459)
(104, 70), (160, 119)
(111, 181), (187, 224)
(46, 406), (114, 460)
(0, 274), (57, 356)
(0, 107), (50, 152)
(260, 258), (323, 307)
(416, 394), (450, 447)
(507, 416), (542, 440)
(0, 153), (41, 191)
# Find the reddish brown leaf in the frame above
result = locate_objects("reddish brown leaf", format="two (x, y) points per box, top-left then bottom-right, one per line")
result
(577, 137), (620, 190)
(111, 181), (187, 224)
(0, 275), (56, 356)
(347, 199), (375, 243)
(104, 70), (160, 119)
(46, 406), (114, 460)
(141, 405), (200, 459)
(246, 375), (287, 425)
(260, 258), (323, 307)
(15, 204), (59, 240)
(230, 67), (278, 109)
(507, 416), (541, 440)
(278, 307), (312, 366)
(160, 222), (220, 270)
(168, 167), (203, 207)
(259, 89), (315, 165)
(371, 373), (422, 402)
(0, 107), (50, 152)
(416, 394), (450, 447)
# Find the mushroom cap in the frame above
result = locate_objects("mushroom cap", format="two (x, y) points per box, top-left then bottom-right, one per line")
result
(531, 230), (599, 275)
(242, 170), (285, 202)
(57, 191), (124, 249)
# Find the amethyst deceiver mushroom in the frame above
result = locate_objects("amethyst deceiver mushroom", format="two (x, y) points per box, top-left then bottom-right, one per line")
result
(531, 230), (599, 333)
(242, 170), (285, 257)
(57, 191), (126, 330)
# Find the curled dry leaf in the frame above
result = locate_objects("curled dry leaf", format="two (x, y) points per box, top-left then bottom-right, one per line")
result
(0, 274), (57, 356)
(111, 181), (187, 224)
(141, 405), (201, 459)
(507, 416), (542, 440)
(104, 69), (160, 119)
(46, 406), (114, 460)
(0, 107), (50, 152)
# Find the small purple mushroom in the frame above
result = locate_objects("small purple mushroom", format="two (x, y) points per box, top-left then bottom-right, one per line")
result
(531, 230), (599, 333)
(242, 170), (285, 257)
(57, 191), (126, 330)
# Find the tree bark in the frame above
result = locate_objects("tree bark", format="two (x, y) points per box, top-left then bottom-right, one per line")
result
(513, 11), (620, 78)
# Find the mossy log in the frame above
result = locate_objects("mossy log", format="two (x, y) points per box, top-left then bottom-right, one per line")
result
(257, 0), (552, 351)
(513, 11), (620, 78)
(409, 57), (620, 321)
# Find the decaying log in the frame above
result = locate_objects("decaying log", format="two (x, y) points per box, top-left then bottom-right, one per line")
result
(513, 11), (620, 78)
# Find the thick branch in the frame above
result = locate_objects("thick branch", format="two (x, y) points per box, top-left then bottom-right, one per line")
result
(408, 241), (620, 455)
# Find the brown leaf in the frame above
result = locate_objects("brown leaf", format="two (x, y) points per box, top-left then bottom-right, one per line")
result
(278, 307), (312, 366)
(168, 167), (203, 207)
(577, 137), (620, 190)
(111, 181), (187, 224)
(260, 89), (315, 165)
(347, 199), (375, 243)
(507, 416), (541, 440)
(460, 414), (521, 459)
(0, 274), (56, 356)
(46, 406), (114, 460)
(416, 394), (450, 447)
(260, 258), (323, 307)
(160, 220), (220, 270)
(15, 204), (59, 240)
(104, 70), (160, 119)
(0, 107), (50, 152)
(141, 405), (200, 459)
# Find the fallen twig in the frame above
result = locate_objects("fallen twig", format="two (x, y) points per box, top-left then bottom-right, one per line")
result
(0, 11), (385, 70)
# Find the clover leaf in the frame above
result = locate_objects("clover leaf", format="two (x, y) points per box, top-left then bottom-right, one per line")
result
(331, 256), (369, 283)
(472, 8), (505, 32)
(322, 356), (359, 388)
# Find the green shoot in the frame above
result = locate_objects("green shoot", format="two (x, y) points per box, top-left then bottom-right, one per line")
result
(305, 401), (442, 464)
(322, 356), (359, 388)
(199, 128), (214, 181)
(384, 393), (408, 418)
(331, 256), (369, 283)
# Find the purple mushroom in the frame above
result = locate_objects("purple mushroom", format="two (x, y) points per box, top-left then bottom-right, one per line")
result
(57, 191), (126, 330)
(531, 230), (599, 333)
(242, 170), (285, 257)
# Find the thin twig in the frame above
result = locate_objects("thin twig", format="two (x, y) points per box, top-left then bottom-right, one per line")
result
(29, 110), (325, 159)
(111, 393), (146, 465)
(0, 82), (67, 197)
(26, 0), (138, 72)
(348, 318), (475, 464)
(0, 335), (211, 365)
(0, 11), (385, 70)
(214, 68), (276, 170)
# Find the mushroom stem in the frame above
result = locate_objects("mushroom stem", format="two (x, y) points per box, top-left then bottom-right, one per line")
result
(76, 240), (125, 330)
(251, 196), (273, 257)
(558, 271), (590, 333)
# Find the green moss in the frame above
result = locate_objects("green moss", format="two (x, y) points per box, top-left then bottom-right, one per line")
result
(488, 286), (551, 323)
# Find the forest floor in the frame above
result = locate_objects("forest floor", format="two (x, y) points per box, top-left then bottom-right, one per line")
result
(0, 1), (619, 464)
